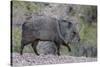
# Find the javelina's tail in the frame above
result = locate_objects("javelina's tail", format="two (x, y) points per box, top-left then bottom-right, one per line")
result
(20, 22), (27, 55)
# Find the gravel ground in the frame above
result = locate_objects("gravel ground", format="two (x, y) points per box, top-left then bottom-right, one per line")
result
(12, 53), (97, 66)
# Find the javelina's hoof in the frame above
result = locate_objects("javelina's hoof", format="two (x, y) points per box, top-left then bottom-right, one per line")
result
(68, 48), (71, 52)
(20, 51), (23, 55)
(36, 53), (40, 56)
(57, 53), (60, 56)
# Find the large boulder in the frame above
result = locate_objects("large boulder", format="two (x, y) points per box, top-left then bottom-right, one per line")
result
(78, 45), (97, 57)
(37, 41), (57, 55)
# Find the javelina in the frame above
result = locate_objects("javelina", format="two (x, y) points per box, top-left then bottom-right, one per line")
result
(20, 16), (80, 55)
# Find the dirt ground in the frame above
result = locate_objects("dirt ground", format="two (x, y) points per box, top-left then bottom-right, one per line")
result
(11, 53), (97, 66)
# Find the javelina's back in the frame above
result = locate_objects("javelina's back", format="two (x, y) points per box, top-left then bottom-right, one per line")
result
(22, 16), (59, 42)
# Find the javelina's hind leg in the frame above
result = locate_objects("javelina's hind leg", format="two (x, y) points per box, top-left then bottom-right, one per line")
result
(31, 40), (39, 56)
(20, 41), (24, 55)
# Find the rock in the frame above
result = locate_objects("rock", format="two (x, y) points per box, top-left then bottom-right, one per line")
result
(78, 45), (97, 57)
(37, 41), (57, 55)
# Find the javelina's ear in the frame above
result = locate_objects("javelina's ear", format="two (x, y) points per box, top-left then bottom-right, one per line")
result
(68, 22), (72, 28)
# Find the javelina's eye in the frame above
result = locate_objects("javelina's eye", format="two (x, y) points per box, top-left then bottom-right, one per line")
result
(72, 31), (76, 37)
(68, 22), (72, 28)
(73, 31), (76, 35)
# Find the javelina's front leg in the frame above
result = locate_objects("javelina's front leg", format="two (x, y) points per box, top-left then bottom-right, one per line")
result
(57, 45), (60, 56)
(62, 42), (71, 52)
(55, 42), (60, 56)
